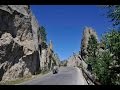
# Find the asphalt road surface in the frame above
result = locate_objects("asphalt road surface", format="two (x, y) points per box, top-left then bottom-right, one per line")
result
(19, 67), (88, 85)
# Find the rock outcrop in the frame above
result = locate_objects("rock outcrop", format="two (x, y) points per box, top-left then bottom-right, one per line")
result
(40, 40), (60, 71)
(40, 49), (47, 70)
(80, 27), (98, 60)
(0, 5), (40, 81)
(67, 52), (81, 67)
(60, 60), (68, 66)
(46, 40), (60, 70)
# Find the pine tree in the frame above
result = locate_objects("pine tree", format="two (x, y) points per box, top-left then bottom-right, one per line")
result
(38, 26), (47, 42)
(105, 5), (120, 26)
(87, 35), (98, 68)
(38, 26), (47, 49)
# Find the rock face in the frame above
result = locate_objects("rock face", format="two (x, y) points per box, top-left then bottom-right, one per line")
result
(80, 27), (98, 60)
(0, 5), (40, 81)
(39, 40), (60, 72)
(46, 40), (54, 70)
(40, 49), (47, 70)
(67, 52), (81, 67)
(60, 60), (67, 66)
(46, 40), (60, 70)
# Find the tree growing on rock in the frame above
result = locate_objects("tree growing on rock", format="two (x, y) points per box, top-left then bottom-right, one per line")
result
(38, 26), (47, 50)
(38, 26), (47, 42)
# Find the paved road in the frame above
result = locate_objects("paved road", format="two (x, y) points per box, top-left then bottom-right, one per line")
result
(19, 67), (88, 85)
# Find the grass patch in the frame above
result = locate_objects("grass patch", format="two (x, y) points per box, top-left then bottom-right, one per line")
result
(0, 76), (32, 85)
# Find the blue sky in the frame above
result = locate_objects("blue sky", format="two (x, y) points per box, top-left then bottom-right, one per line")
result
(30, 5), (113, 61)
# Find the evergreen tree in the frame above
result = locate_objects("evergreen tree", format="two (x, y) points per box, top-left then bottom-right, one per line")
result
(39, 26), (47, 42)
(105, 5), (120, 26)
(38, 26), (47, 49)
(87, 35), (98, 68)
(87, 35), (98, 57)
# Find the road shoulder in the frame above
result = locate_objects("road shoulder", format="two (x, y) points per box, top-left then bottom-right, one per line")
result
(75, 67), (88, 85)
